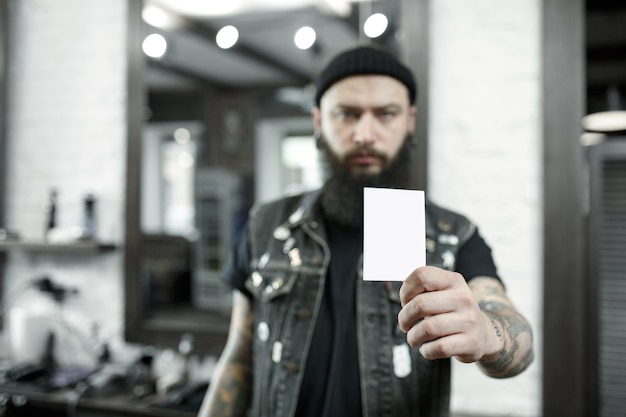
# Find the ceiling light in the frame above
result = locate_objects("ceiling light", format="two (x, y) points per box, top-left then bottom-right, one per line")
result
(148, 0), (242, 17)
(142, 5), (177, 29)
(142, 34), (168, 58)
(149, 0), (354, 17)
(363, 13), (389, 38)
(147, 0), (339, 16)
(582, 85), (626, 133)
(216, 25), (239, 49)
(319, 0), (351, 16)
(294, 26), (317, 50)
(580, 132), (607, 147)
(174, 128), (191, 144)
(261, 0), (313, 8)
(583, 111), (626, 133)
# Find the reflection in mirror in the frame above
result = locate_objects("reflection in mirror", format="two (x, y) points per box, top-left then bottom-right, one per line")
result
(142, 121), (201, 237)
(125, 0), (404, 354)
(254, 116), (324, 202)
(281, 135), (324, 195)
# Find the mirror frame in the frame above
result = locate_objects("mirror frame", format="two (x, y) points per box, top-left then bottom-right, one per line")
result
(542, 0), (587, 414)
(0, 0), (9, 323)
(124, 0), (230, 354)
(123, 0), (430, 354)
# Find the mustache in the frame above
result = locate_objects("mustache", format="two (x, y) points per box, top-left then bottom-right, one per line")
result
(343, 146), (388, 162)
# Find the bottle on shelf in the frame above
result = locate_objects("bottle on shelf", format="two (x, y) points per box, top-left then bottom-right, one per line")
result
(82, 193), (97, 240)
(44, 189), (58, 241)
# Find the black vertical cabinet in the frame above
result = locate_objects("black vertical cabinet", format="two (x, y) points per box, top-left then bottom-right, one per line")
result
(587, 138), (626, 417)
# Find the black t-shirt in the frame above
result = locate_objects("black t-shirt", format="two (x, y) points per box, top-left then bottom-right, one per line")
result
(222, 218), (500, 417)
(294, 219), (363, 417)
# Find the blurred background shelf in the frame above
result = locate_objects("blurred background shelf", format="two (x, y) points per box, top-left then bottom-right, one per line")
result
(0, 240), (116, 254)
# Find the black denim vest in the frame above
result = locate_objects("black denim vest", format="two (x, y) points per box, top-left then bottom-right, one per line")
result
(244, 190), (475, 417)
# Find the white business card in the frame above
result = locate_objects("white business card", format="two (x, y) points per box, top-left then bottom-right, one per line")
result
(363, 188), (425, 281)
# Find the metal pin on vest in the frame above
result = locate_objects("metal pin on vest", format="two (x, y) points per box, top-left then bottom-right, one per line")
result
(288, 248), (302, 267)
(442, 250), (455, 270)
(272, 341), (283, 363)
(258, 253), (270, 269)
(258, 322), (270, 342)
(273, 225), (290, 241)
(288, 206), (305, 224)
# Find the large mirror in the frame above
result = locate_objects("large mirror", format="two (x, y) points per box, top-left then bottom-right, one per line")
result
(124, 0), (424, 354)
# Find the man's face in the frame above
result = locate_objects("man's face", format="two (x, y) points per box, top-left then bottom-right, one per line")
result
(312, 74), (416, 176)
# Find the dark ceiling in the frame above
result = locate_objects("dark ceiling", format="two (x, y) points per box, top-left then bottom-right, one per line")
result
(585, 0), (626, 115)
(144, 1), (625, 119)
(144, 1), (400, 93)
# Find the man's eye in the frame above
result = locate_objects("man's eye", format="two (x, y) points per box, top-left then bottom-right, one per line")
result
(336, 110), (358, 120)
(379, 110), (398, 119)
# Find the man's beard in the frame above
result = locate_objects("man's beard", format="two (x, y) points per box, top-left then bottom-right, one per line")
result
(318, 135), (413, 228)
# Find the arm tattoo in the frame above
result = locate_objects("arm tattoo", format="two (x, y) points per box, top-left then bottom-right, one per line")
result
(214, 314), (254, 415)
(471, 277), (534, 378)
(199, 293), (255, 417)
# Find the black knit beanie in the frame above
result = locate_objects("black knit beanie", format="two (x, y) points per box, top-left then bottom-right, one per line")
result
(314, 45), (417, 106)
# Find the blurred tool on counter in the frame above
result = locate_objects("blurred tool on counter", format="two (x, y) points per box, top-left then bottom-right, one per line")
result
(8, 308), (52, 364)
(5, 275), (79, 363)
(1, 275), (100, 395)
(0, 275), (78, 321)
(126, 347), (156, 399)
(1, 328), (97, 393)
(34, 276), (79, 304)
(178, 333), (194, 385)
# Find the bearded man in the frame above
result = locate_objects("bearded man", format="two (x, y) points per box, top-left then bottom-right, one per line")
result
(198, 46), (534, 417)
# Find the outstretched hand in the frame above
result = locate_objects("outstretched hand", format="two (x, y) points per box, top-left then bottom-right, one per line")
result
(397, 266), (503, 363)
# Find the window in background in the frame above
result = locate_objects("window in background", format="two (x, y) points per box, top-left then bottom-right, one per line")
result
(280, 135), (323, 195)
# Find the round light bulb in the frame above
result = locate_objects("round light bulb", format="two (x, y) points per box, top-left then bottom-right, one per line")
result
(174, 128), (191, 144)
(294, 26), (317, 50)
(142, 6), (175, 30)
(363, 13), (389, 39)
(142, 33), (167, 58)
(216, 25), (239, 49)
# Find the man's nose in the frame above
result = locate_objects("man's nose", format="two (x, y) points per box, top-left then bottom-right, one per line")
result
(353, 113), (376, 145)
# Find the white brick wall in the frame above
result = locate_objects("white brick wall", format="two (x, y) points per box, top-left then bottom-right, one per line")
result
(2, 0), (135, 365)
(429, 1), (542, 416)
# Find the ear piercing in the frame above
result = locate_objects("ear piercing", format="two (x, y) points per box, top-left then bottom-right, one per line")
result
(313, 132), (322, 148)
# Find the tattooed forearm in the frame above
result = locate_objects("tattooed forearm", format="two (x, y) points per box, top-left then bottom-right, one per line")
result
(478, 309), (534, 378)
(470, 277), (534, 378)
(198, 291), (255, 417)
(210, 361), (252, 416)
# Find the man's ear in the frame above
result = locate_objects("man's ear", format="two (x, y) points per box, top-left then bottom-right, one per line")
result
(311, 106), (322, 133)
(408, 105), (417, 133)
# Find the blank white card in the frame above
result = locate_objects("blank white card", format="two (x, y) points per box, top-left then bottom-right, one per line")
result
(363, 188), (425, 281)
